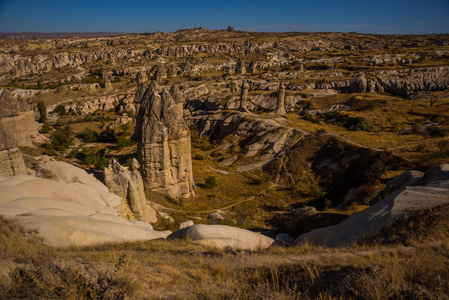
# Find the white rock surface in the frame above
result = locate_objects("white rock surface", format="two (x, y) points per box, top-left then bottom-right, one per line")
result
(168, 224), (274, 250)
(179, 220), (194, 229)
(0, 171), (170, 247)
(36, 161), (108, 191)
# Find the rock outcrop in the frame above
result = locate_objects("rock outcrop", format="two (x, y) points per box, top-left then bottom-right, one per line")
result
(235, 58), (246, 74)
(103, 78), (112, 90)
(154, 64), (167, 82)
(0, 89), (38, 147)
(169, 84), (186, 111)
(53, 93), (135, 117)
(0, 170), (170, 247)
(314, 67), (449, 97)
(349, 73), (367, 93)
(295, 164), (449, 247)
(275, 82), (287, 116)
(248, 61), (256, 73)
(167, 64), (177, 78)
(239, 81), (250, 112)
(136, 71), (148, 83)
(37, 161), (108, 191)
(135, 81), (195, 198)
(167, 224), (274, 250)
(103, 159), (157, 223)
(0, 123), (27, 177)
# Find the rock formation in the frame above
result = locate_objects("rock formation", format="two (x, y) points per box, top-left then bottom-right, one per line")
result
(0, 89), (38, 147)
(154, 64), (167, 82)
(183, 61), (193, 73)
(135, 81), (195, 198)
(0, 167), (170, 247)
(248, 61), (256, 73)
(235, 58), (246, 75)
(136, 70), (148, 83)
(350, 73), (367, 93)
(275, 81), (287, 116)
(167, 224), (274, 250)
(167, 64), (177, 78)
(0, 123), (27, 177)
(239, 81), (250, 112)
(103, 159), (157, 223)
(103, 77), (112, 90)
(37, 161), (109, 191)
(134, 80), (163, 113)
(169, 84), (186, 111)
(295, 164), (449, 247)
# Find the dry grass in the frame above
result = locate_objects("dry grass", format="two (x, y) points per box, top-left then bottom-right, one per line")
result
(1, 206), (449, 299)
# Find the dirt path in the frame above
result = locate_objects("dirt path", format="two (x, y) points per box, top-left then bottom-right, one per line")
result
(152, 196), (255, 214)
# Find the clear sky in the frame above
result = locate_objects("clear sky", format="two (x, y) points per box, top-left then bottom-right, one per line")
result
(0, 0), (448, 34)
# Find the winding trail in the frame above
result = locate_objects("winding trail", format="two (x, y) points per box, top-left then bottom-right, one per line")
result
(152, 196), (255, 214)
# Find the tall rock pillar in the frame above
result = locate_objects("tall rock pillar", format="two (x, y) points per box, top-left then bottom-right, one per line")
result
(239, 81), (250, 112)
(135, 82), (195, 199)
(275, 81), (287, 116)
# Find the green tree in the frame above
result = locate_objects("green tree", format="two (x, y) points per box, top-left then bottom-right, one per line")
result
(205, 176), (218, 189)
(49, 125), (74, 152)
(79, 128), (98, 143)
(37, 101), (47, 123)
(99, 126), (118, 143)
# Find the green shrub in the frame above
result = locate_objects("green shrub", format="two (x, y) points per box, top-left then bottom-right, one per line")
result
(308, 184), (327, 199)
(79, 128), (98, 143)
(53, 105), (66, 116)
(303, 113), (317, 123)
(258, 173), (271, 184)
(194, 136), (212, 150)
(67, 148), (80, 159)
(82, 114), (94, 122)
(357, 121), (378, 132)
(123, 158), (133, 167)
(205, 176), (217, 189)
(39, 124), (52, 133)
(120, 123), (132, 135)
(46, 144), (56, 156)
(49, 126), (74, 152)
(117, 136), (135, 148)
(99, 126), (118, 143)
(85, 152), (109, 169)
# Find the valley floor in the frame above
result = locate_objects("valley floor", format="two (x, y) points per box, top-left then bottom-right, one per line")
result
(2, 204), (449, 299)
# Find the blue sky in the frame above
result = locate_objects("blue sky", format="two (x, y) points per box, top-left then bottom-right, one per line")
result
(0, 0), (448, 34)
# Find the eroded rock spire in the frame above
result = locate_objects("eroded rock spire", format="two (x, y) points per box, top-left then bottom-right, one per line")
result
(135, 83), (195, 199)
(239, 81), (250, 112)
(275, 81), (287, 116)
